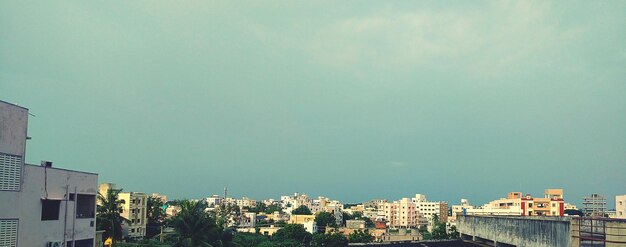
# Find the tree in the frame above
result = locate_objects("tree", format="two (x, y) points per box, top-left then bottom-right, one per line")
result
(311, 232), (348, 247)
(315, 212), (337, 232)
(265, 204), (282, 214)
(347, 230), (372, 243)
(97, 188), (129, 244)
(418, 225), (432, 240)
(292, 205), (312, 215)
(146, 196), (166, 238)
(272, 224), (313, 245)
(210, 203), (241, 228)
(168, 200), (222, 247)
(342, 212), (374, 228)
(448, 225), (459, 239)
(233, 232), (270, 247)
(430, 214), (448, 240)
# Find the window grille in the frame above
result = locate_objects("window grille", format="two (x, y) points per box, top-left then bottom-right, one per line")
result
(0, 153), (22, 191)
(0, 219), (18, 247)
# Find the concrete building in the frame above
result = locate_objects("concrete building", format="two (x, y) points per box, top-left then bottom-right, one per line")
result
(460, 189), (566, 217)
(582, 193), (606, 217)
(287, 214), (317, 233)
(98, 183), (148, 239)
(0, 100), (99, 247)
(412, 194), (448, 225)
(616, 195), (626, 219)
(150, 193), (167, 203)
(236, 197), (257, 209)
(381, 198), (424, 229)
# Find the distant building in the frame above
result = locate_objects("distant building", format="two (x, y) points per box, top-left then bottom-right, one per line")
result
(412, 194), (449, 226)
(582, 193), (606, 217)
(206, 195), (223, 207)
(150, 193), (167, 203)
(99, 183), (148, 239)
(615, 195), (626, 219)
(0, 100), (98, 247)
(455, 189), (567, 217)
(381, 198), (424, 229)
(346, 220), (366, 229)
(287, 214), (317, 233)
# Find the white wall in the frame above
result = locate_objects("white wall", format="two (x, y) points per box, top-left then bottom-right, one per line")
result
(0, 164), (98, 247)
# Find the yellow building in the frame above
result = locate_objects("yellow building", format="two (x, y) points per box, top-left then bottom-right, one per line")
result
(98, 183), (148, 239)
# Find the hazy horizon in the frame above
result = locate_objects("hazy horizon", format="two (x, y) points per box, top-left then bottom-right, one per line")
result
(1, 1), (625, 207)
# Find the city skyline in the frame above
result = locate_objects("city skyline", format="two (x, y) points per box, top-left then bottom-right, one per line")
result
(2, 1), (625, 207)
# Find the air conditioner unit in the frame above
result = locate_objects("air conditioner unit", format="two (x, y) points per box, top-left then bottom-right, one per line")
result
(46, 241), (62, 247)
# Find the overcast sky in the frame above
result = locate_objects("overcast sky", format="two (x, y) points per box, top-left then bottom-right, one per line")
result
(1, 1), (625, 206)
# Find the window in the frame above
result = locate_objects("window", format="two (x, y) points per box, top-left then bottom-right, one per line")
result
(76, 194), (96, 218)
(0, 219), (18, 247)
(0, 153), (22, 191)
(74, 238), (94, 247)
(69, 193), (76, 201)
(41, 199), (61, 220)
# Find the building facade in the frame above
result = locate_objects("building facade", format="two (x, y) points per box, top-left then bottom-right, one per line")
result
(616, 195), (626, 219)
(0, 100), (98, 247)
(98, 183), (148, 239)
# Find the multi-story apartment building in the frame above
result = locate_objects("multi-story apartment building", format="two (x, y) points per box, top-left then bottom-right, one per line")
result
(236, 197), (257, 208)
(381, 198), (424, 229)
(99, 183), (147, 239)
(0, 100), (98, 247)
(206, 195), (223, 207)
(616, 195), (626, 219)
(455, 189), (566, 217)
(412, 194), (448, 224)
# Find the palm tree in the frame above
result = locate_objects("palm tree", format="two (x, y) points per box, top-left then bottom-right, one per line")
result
(146, 196), (166, 238)
(169, 200), (222, 247)
(97, 188), (129, 244)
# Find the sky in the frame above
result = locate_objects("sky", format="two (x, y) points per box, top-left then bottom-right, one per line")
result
(1, 1), (625, 207)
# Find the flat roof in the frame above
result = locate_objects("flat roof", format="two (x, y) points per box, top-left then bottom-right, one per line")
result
(25, 163), (98, 176)
(0, 99), (29, 110)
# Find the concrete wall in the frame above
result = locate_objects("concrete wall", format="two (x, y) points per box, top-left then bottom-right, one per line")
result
(0, 164), (98, 247)
(457, 215), (571, 247)
(0, 100), (28, 157)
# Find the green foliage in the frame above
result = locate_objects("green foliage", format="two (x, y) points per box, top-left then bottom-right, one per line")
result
(233, 232), (270, 247)
(448, 225), (459, 239)
(347, 230), (372, 243)
(167, 200), (223, 247)
(315, 212), (337, 230)
(418, 226), (432, 240)
(311, 232), (348, 247)
(96, 188), (129, 243)
(265, 204), (282, 214)
(342, 212), (374, 228)
(430, 214), (447, 240)
(291, 205), (312, 215)
(147, 196), (166, 238)
(272, 224), (313, 245)
(210, 203), (242, 228)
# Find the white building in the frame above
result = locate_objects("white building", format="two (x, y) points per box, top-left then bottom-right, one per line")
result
(0, 100), (99, 247)
(616, 195), (626, 219)
(412, 194), (448, 225)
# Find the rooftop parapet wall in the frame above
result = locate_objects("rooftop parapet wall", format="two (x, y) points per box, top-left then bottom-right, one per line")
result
(457, 215), (571, 247)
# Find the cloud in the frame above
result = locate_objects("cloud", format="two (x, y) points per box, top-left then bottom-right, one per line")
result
(304, 2), (586, 77)
(389, 161), (406, 168)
